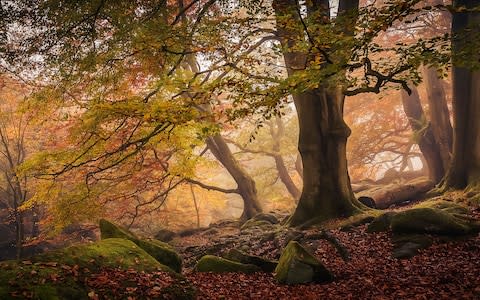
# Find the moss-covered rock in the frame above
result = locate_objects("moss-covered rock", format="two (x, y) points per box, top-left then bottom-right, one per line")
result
(391, 208), (477, 236)
(367, 212), (397, 233)
(194, 255), (261, 273)
(99, 219), (182, 272)
(274, 241), (332, 285)
(392, 234), (433, 259)
(0, 238), (167, 300)
(223, 249), (278, 272)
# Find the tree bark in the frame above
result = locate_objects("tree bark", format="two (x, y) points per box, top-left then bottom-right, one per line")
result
(360, 178), (434, 209)
(422, 66), (453, 173)
(443, 0), (480, 189)
(273, 0), (363, 226)
(400, 86), (445, 183)
(206, 135), (262, 221)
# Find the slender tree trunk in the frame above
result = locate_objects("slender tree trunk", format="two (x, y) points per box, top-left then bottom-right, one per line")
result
(422, 66), (453, 173)
(206, 135), (262, 221)
(269, 117), (301, 201)
(295, 153), (303, 179)
(400, 86), (445, 183)
(443, 0), (480, 189)
(190, 184), (201, 228)
(273, 0), (363, 226)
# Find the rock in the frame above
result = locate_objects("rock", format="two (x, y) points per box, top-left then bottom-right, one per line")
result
(391, 208), (477, 236)
(367, 212), (397, 233)
(252, 213), (279, 224)
(274, 241), (333, 285)
(392, 234), (433, 259)
(358, 196), (377, 208)
(155, 229), (177, 242)
(99, 219), (182, 272)
(223, 249), (278, 272)
(0, 239), (188, 299)
(194, 255), (261, 273)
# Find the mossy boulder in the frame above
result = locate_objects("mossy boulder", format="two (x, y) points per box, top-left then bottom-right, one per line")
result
(367, 212), (397, 233)
(391, 208), (477, 236)
(0, 238), (168, 300)
(274, 241), (333, 285)
(392, 234), (433, 259)
(223, 249), (278, 272)
(194, 255), (261, 273)
(99, 219), (182, 272)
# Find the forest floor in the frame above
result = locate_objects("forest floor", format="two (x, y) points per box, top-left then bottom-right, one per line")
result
(183, 225), (480, 299)
(2, 195), (480, 299)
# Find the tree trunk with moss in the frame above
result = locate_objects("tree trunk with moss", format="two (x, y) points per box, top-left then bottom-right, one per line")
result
(273, 0), (363, 226)
(443, 0), (480, 189)
(400, 86), (445, 183)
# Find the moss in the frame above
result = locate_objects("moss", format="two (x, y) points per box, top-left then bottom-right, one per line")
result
(99, 219), (136, 240)
(135, 239), (181, 273)
(391, 208), (476, 236)
(37, 238), (163, 271)
(367, 212), (397, 233)
(194, 255), (261, 273)
(99, 219), (182, 272)
(0, 238), (164, 299)
(274, 241), (332, 285)
(223, 249), (278, 272)
(414, 200), (470, 215)
(324, 212), (379, 231)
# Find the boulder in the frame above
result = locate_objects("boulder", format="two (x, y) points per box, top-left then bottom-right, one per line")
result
(99, 219), (182, 272)
(155, 229), (177, 242)
(0, 239), (187, 299)
(366, 212), (397, 233)
(194, 255), (261, 273)
(391, 208), (477, 236)
(274, 241), (333, 285)
(223, 249), (278, 272)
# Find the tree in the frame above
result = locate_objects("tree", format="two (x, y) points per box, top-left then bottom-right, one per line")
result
(443, 0), (480, 189)
(0, 75), (34, 258)
(271, 0), (366, 226)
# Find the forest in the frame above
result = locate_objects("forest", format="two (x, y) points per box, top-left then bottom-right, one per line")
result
(0, 0), (479, 299)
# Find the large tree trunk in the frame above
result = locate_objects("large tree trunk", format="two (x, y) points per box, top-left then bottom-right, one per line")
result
(400, 86), (445, 183)
(206, 135), (262, 221)
(443, 0), (480, 189)
(290, 89), (362, 225)
(273, 0), (363, 226)
(422, 66), (453, 173)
